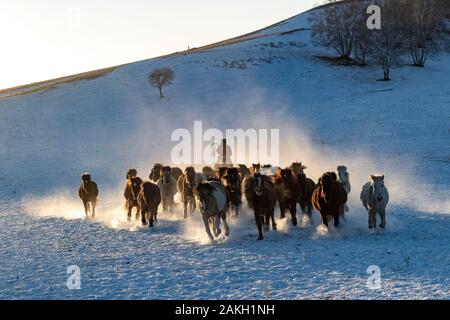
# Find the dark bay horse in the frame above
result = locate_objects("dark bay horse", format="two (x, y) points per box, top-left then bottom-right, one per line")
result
(130, 178), (161, 227)
(149, 163), (163, 183)
(223, 167), (242, 216)
(274, 168), (299, 226)
(293, 163), (316, 222)
(243, 173), (277, 240)
(79, 173), (98, 218)
(312, 172), (348, 229)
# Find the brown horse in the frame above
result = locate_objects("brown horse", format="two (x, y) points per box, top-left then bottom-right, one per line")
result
(243, 173), (277, 240)
(79, 173), (98, 218)
(123, 174), (143, 222)
(223, 167), (242, 216)
(149, 163), (163, 182)
(157, 166), (177, 213)
(293, 163), (316, 221)
(130, 178), (161, 227)
(274, 168), (299, 226)
(177, 167), (198, 218)
(312, 172), (348, 229)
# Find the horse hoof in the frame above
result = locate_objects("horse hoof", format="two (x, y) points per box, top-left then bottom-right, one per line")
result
(264, 225), (270, 232)
(258, 236), (264, 241)
(292, 218), (298, 226)
(368, 225), (373, 229)
(272, 224), (277, 231)
(380, 224), (385, 229)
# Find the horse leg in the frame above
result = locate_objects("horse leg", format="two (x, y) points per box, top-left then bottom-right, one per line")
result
(141, 205), (147, 225)
(135, 203), (141, 221)
(379, 209), (386, 229)
(368, 209), (375, 229)
(222, 212), (230, 237)
(214, 213), (222, 237)
(255, 209), (264, 241)
(183, 196), (188, 219)
(203, 215), (215, 242)
(83, 199), (89, 217)
(91, 199), (96, 219)
(149, 206), (157, 228)
(334, 212), (340, 228)
(264, 210), (270, 232)
(280, 202), (286, 219)
(290, 201), (297, 226)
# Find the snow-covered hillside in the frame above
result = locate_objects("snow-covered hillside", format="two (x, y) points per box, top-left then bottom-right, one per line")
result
(0, 7), (449, 299)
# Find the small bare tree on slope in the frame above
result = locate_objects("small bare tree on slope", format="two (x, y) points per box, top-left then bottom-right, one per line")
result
(148, 67), (175, 98)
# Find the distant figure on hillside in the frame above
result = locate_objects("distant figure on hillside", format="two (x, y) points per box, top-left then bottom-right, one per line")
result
(214, 139), (233, 169)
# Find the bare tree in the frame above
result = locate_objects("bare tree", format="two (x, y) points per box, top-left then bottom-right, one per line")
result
(404, 0), (448, 67)
(148, 67), (175, 98)
(370, 0), (407, 81)
(309, 0), (360, 59)
(353, 2), (376, 66)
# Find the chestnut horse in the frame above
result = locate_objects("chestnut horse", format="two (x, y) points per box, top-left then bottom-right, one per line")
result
(312, 172), (348, 229)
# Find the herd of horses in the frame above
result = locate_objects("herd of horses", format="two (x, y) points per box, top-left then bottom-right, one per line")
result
(78, 162), (390, 241)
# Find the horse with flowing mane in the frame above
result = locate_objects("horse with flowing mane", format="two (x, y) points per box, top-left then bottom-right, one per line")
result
(312, 172), (348, 229)
(243, 171), (277, 240)
(197, 181), (230, 242)
(360, 175), (389, 229)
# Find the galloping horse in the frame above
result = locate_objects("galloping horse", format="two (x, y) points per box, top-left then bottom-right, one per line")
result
(126, 175), (143, 221)
(360, 175), (389, 229)
(157, 166), (177, 213)
(243, 172), (277, 240)
(312, 172), (348, 229)
(197, 181), (230, 242)
(223, 167), (242, 216)
(274, 168), (299, 226)
(177, 167), (198, 218)
(296, 164), (316, 222)
(130, 178), (161, 227)
(337, 165), (351, 219)
(79, 173), (98, 218)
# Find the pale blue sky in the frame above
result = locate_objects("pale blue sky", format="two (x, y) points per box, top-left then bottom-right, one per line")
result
(0, 0), (320, 90)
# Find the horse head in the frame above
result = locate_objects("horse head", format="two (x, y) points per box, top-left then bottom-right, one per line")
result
(337, 166), (349, 185)
(370, 175), (385, 202)
(150, 163), (163, 182)
(254, 173), (265, 196)
(292, 162), (307, 175)
(280, 168), (294, 184)
(81, 173), (92, 185)
(185, 167), (197, 190)
(129, 177), (143, 200)
(319, 172), (338, 204)
(127, 168), (137, 180)
(160, 166), (172, 184)
(251, 163), (261, 175)
(224, 168), (240, 193)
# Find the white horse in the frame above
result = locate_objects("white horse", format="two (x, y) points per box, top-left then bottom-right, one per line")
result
(360, 175), (389, 229)
(197, 181), (230, 241)
(337, 166), (351, 218)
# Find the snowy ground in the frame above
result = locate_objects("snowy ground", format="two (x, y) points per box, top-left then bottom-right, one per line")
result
(0, 9), (449, 299)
